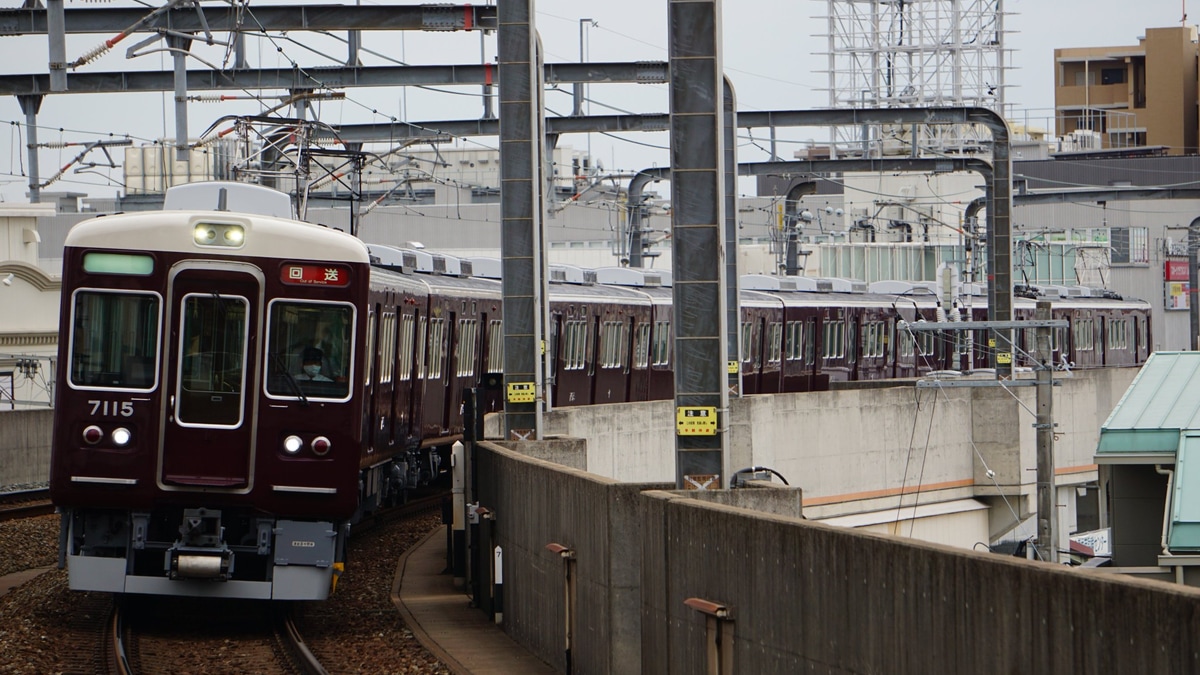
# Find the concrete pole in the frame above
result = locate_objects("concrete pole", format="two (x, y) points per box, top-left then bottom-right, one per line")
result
(17, 95), (42, 203)
(1035, 300), (1057, 563)
(170, 34), (192, 163)
(669, 0), (728, 488)
(498, 0), (545, 439)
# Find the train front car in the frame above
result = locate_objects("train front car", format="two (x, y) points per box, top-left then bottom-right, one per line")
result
(50, 201), (368, 600)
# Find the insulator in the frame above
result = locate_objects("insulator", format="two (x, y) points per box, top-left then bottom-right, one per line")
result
(71, 43), (110, 69)
(936, 306), (947, 323)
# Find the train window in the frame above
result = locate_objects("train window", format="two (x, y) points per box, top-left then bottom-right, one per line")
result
(1138, 317), (1147, 352)
(487, 319), (504, 373)
(823, 320), (845, 360)
(564, 320), (588, 371)
(1074, 319), (1093, 351)
(785, 321), (803, 361)
(365, 310), (377, 385)
(264, 300), (354, 401)
(399, 314), (416, 381)
(416, 318), (428, 379)
(457, 319), (479, 377)
(380, 313), (396, 384)
(68, 290), (161, 390)
(177, 293), (248, 426)
(918, 331), (936, 359)
(600, 321), (626, 369)
(652, 321), (671, 367)
(428, 318), (446, 380)
(767, 323), (782, 365)
(634, 323), (651, 368)
(740, 322), (754, 363)
(898, 329), (915, 358)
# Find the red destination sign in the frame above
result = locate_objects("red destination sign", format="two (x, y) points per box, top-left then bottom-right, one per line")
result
(1166, 260), (1190, 282)
(281, 263), (351, 287)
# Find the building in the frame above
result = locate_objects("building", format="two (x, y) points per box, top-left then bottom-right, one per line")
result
(0, 203), (59, 410)
(1054, 26), (1199, 154)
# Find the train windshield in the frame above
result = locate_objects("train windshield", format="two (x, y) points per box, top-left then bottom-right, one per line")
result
(265, 300), (354, 401)
(177, 293), (249, 427)
(68, 290), (161, 390)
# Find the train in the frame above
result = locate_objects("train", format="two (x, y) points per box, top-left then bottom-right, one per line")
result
(49, 181), (1152, 600)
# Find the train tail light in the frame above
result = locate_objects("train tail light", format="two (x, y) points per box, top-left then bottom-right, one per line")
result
(311, 436), (331, 456)
(82, 425), (102, 444)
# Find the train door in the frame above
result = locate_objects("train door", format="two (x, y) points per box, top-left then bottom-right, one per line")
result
(1098, 315), (1108, 366)
(441, 311), (459, 433)
(363, 306), (379, 451)
(421, 314), (448, 437)
(160, 263), (261, 489)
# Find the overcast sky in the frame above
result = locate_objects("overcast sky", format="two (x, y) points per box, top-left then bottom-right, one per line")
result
(0, 0), (1188, 203)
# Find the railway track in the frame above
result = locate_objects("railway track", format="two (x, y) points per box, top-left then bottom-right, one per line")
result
(108, 597), (328, 674)
(0, 488), (54, 521)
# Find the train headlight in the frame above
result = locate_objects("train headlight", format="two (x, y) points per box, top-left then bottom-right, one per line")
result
(111, 427), (131, 447)
(82, 425), (102, 445)
(194, 224), (218, 244)
(194, 223), (245, 248)
(311, 436), (331, 456)
(283, 435), (303, 454)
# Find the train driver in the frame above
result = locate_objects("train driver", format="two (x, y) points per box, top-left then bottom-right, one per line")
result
(295, 347), (333, 382)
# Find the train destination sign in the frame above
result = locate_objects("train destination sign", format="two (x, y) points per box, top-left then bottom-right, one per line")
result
(676, 406), (717, 436)
(281, 263), (351, 287)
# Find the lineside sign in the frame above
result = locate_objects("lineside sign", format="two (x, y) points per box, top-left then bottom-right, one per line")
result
(676, 406), (717, 436)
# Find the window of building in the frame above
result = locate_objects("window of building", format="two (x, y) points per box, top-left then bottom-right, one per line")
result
(1111, 227), (1149, 264)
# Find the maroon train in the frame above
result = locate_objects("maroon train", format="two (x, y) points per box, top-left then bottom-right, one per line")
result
(49, 182), (1152, 600)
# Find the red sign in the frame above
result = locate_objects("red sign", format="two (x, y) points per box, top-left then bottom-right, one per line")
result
(1166, 260), (1190, 282)
(281, 263), (351, 287)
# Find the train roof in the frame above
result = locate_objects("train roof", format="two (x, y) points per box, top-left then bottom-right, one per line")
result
(65, 209), (369, 264)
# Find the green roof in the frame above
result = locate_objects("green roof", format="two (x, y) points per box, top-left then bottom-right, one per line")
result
(1169, 432), (1200, 551)
(1097, 352), (1200, 457)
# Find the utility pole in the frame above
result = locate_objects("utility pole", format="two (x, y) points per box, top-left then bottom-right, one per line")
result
(1034, 300), (1057, 563)
(906, 310), (1065, 560)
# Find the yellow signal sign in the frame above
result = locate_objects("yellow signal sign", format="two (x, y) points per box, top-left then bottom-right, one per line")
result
(506, 382), (536, 403)
(727, 360), (739, 374)
(676, 406), (718, 436)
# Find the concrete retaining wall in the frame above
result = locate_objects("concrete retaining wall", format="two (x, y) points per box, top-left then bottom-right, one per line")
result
(476, 441), (666, 674)
(641, 489), (1200, 674)
(0, 409), (52, 486)
(477, 439), (1200, 674)
(485, 368), (1140, 533)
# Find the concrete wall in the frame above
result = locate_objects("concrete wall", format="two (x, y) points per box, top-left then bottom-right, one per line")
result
(640, 489), (1200, 674)
(475, 442), (669, 674)
(478, 438), (1200, 674)
(0, 409), (52, 486)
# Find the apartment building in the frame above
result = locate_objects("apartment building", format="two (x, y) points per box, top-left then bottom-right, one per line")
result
(1055, 26), (1199, 154)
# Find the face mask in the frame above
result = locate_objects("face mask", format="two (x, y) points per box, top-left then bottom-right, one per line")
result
(303, 365), (321, 378)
